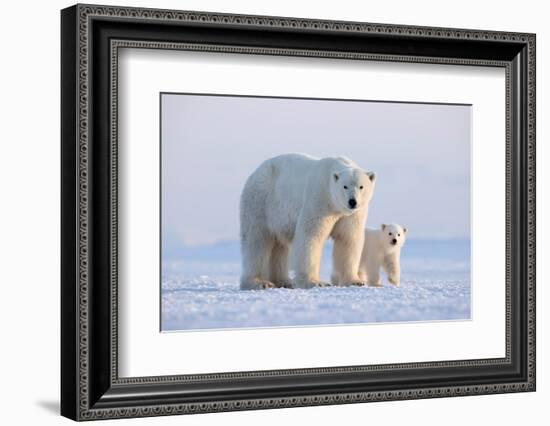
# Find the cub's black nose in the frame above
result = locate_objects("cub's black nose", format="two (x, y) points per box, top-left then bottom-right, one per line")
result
(392, 238), (397, 244)
(348, 198), (357, 209)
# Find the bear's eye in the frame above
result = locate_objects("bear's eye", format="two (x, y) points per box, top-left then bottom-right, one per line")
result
(389, 232), (392, 236)
(398, 233), (401, 237)
(359, 186), (364, 190)
(343, 185), (348, 189)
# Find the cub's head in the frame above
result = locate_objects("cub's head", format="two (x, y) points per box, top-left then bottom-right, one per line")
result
(331, 168), (376, 215)
(380, 224), (407, 249)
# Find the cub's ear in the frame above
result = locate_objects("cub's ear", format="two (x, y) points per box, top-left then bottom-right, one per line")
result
(381, 224), (387, 230)
(333, 173), (339, 182)
(403, 227), (408, 233)
(366, 171), (376, 183)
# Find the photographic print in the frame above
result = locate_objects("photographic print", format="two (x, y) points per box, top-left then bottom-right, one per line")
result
(161, 93), (471, 331)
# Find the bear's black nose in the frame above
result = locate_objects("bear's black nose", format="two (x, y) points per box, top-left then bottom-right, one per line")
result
(348, 198), (357, 209)
(392, 238), (397, 244)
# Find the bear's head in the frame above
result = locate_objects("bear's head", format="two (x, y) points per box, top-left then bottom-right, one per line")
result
(331, 167), (376, 215)
(380, 224), (407, 249)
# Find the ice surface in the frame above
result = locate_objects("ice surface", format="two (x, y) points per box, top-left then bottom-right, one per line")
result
(161, 240), (470, 331)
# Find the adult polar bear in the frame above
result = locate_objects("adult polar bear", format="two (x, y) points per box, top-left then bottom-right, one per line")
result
(239, 153), (376, 290)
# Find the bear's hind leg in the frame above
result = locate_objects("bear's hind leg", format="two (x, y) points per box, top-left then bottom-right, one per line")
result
(268, 241), (292, 288)
(240, 231), (275, 290)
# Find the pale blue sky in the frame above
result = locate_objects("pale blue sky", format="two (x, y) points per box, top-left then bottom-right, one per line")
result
(162, 94), (470, 249)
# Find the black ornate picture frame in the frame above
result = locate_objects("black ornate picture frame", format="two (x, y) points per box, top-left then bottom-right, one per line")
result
(61, 3), (536, 421)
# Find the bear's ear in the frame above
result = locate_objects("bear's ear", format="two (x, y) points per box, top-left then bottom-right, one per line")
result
(403, 227), (407, 233)
(333, 173), (339, 182)
(381, 224), (386, 230)
(366, 171), (376, 183)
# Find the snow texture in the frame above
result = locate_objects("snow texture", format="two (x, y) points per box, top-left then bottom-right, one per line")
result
(161, 240), (470, 331)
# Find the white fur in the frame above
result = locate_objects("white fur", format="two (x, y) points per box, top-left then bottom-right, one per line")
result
(239, 153), (376, 290)
(356, 224), (407, 287)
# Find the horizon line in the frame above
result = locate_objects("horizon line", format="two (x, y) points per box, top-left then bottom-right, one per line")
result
(165, 236), (472, 249)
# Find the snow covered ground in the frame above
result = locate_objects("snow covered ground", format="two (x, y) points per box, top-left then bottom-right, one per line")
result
(161, 240), (470, 331)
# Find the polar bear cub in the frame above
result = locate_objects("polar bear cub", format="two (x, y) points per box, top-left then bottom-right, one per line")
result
(239, 153), (376, 290)
(358, 224), (407, 287)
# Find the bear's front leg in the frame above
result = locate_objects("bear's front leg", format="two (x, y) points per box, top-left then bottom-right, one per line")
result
(293, 235), (331, 289)
(358, 268), (367, 282)
(332, 237), (366, 286)
(292, 215), (334, 289)
(331, 215), (367, 286)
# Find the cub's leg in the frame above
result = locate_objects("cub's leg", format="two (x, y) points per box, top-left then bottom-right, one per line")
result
(383, 253), (401, 286)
